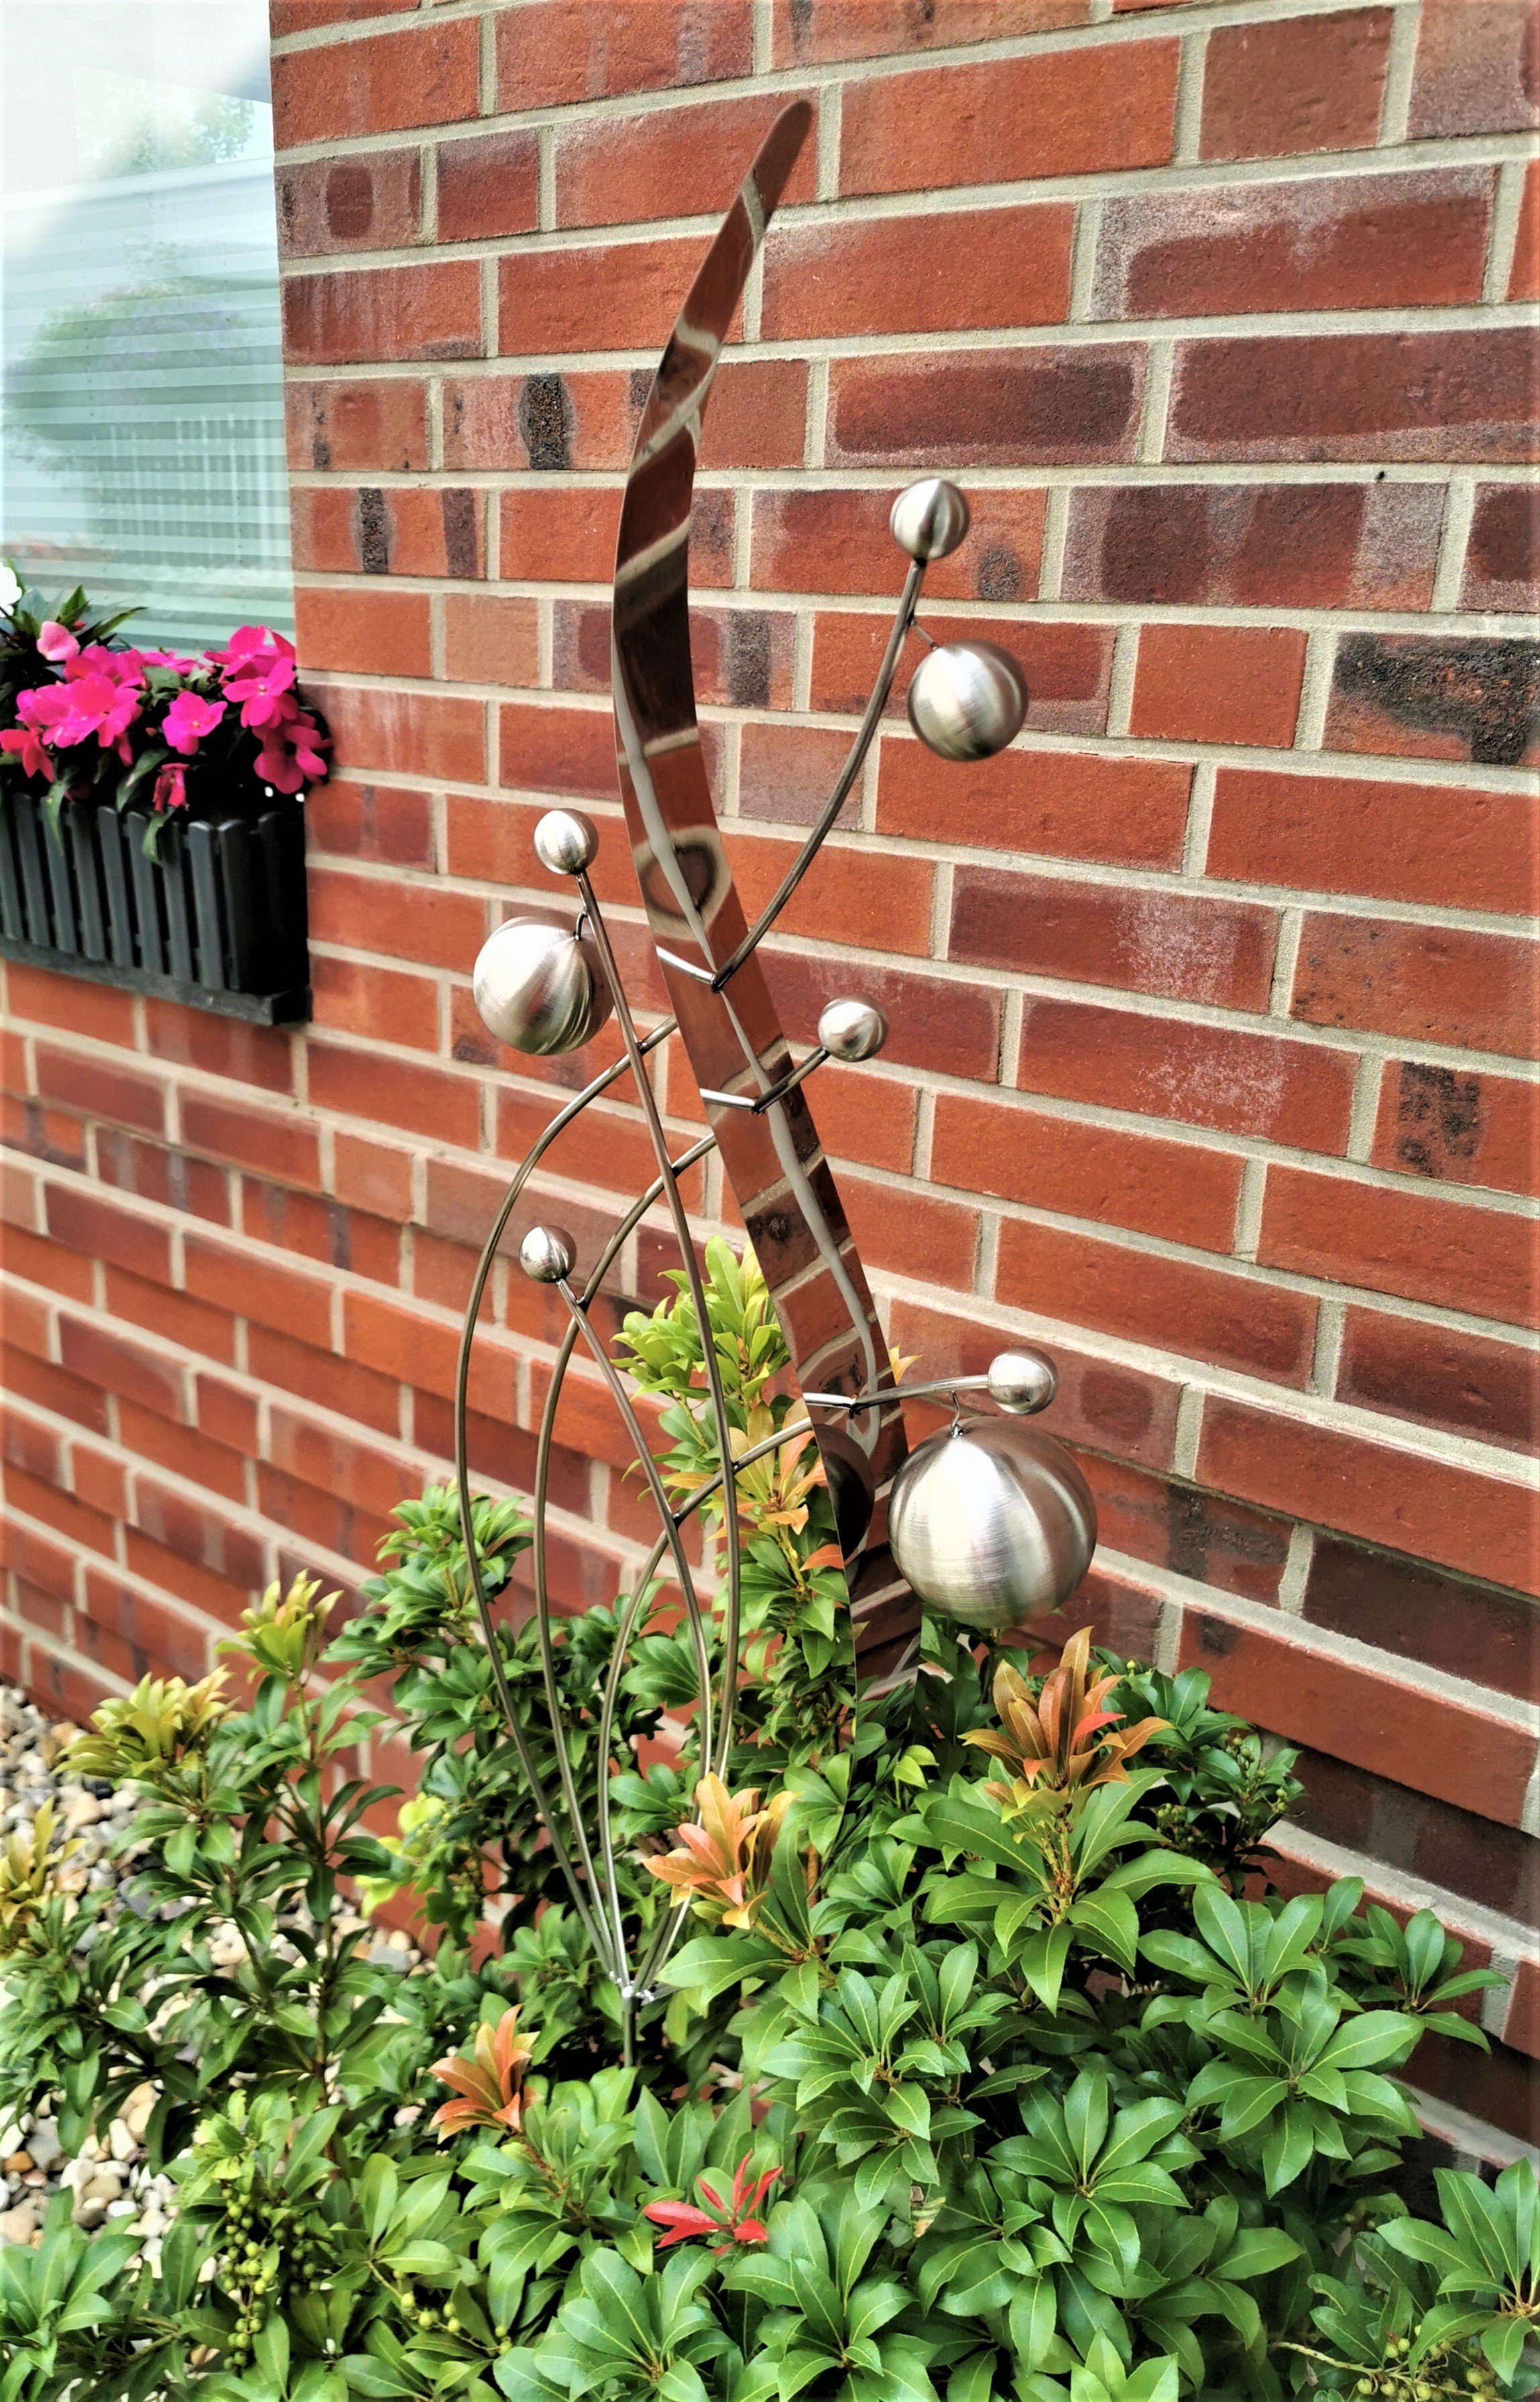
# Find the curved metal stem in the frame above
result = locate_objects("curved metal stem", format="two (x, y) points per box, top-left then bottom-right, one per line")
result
(709, 554), (925, 992)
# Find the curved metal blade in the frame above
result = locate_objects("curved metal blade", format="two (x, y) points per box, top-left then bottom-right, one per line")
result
(610, 103), (917, 1676)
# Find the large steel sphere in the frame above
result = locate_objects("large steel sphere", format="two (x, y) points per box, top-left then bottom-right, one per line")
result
(890, 478), (971, 562)
(818, 997), (888, 1063)
(473, 916), (613, 1055)
(534, 808), (600, 876)
(907, 640), (1028, 762)
(887, 1417), (1096, 1631)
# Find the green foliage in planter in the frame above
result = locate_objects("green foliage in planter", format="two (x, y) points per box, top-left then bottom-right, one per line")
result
(0, 1248), (1530, 2402)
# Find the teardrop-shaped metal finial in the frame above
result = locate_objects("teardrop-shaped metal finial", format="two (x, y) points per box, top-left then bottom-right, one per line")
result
(890, 477), (970, 562)
(472, 916), (615, 1055)
(818, 997), (888, 1062)
(519, 1224), (575, 1284)
(534, 808), (600, 876)
(908, 640), (1028, 762)
(986, 1348), (1057, 1415)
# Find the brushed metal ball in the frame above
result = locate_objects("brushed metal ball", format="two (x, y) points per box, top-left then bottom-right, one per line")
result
(520, 1224), (575, 1284)
(907, 640), (1028, 763)
(887, 1417), (1096, 1631)
(473, 916), (613, 1056)
(986, 1348), (1057, 1417)
(534, 808), (600, 877)
(890, 478), (971, 562)
(818, 998), (888, 1063)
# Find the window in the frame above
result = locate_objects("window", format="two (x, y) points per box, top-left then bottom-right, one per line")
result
(1, 0), (292, 652)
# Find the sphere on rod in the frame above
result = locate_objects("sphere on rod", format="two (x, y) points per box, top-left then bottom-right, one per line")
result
(473, 916), (614, 1056)
(519, 1225), (576, 1284)
(908, 640), (1028, 762)
(817, 997), (888, 1063)
(534, 808), (601, 876)
(890, 478), (970, 562)
(887, 1417), (1096, 1631)
(986, 1349), (1057, 1416)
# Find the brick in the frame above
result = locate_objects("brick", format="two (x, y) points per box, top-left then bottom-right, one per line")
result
(757, 951), (1000, 1085)
(500, 233), (726, 357)
(132, 1478), (265, 1592)
(34, 1046), (166, 1135)
(304, 680), (487, 782)
(878, 739), (1190, 869)
(448, 361), (806, 473)
(497, 1084), (673, 1204)
(258, 1463), (391, 1564)
(729, 831), (934, 959)
(248, 1323), (400, 1437)
(1260, 1160), (1535, 1325)
(1207, 769), (1538, 916)
(71, 1438), (126, 1524)
(1325, 634), (1539, 772)
(271, 0), (402, 30)
(1201, 8), (1394, 160)
(1018, 997), (1357, 1152)
(554, 91), (816, 230)
(1203, 1391), (1539, 1596)
(750, 484), (1046, 605)
(435, 131), (540, 244)
(276, 150), (423, 257)
(737, 721), (860, 829)
(841, 41), (1177, 194)
(78, 1571), (210, 1684)
(841, 1175), (978, 1291)
(143, 1003), (296, 1094)
(46, 1185), (170, 1284)
(951, 869), (1268, 1008)
(996, 1219), (1316, 1383)
(774, 0), (1086, 66)
(1309, 1533), (1537, 1704)
(267, 1406), (408, 1518)
(344, 1288), (514, 1419)
(762, 203), (1074, 340)
(813, 613), (1110, 737)
(334, 1131), (416, 1225)
(292, 485), (485, 577)
(1409, 0), (1540, 137)
(1128, 625), (1306, 749)
(1291, 914), (1539, 1060)
(501, 1), (752, 107)
(184, 1238), (335, 1346)
(241, 1179), (400, 1286)
(1373, 1060), (1537, 1201)
(4, 1092), (86, 1175)
(284, 261), (483, 367)
(286, 378), (430, 474)
(1167, 330), (1540, 465)
(828, 346), (1145, 469)
(0, 1220), (93, 1304)
(117, 1400), (245, 1506)
(4, 961), (136, 1046)
(271, 21), (480, 146)
(443, 595), (541, 686)
(180, 1094), (323, 1193)
(309, 1043), (482, 1148)
(931, 1090), (1244, 1251)
(1504, 1959), (1539, 2061)
(556, 597), (793, 709)
(4, 1344), (111, 1439)
(1179, 1607), (1535, 1824)
(2, 1461), (115, 1560)
(1513, 162), (1539, 302)
(1462, 485), (1539, 612)
(500, 485), (624, 584)
(1, 1402), (59, 1484)
(0, 1514), (76, 1606)
(306, 778), (435, 867)
(499, 699), (618, 800)
(1063, 480), (1444, 611)
(1085, 1457), (1290, 1604)
(105, 1266), (235, 1364)
(195, 1374), (259, 1457)
(294, 588), (432, 680)
(56, 1320), (184, 1419)
(95, 1129), (230, 1225)
(1093, 170), (1490, 320)
(310, 953), (440, 1051)
(123, 1526), (250, 1630)
(1338, 1308), (1538, 1455)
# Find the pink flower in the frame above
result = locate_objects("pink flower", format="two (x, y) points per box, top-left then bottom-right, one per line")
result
(208, 625), (297, 731)
(162, 690), (226, 756)
(36, 620), (78, 664)
(0, 725), (51, 780)
(21, 671), (139, 752)
(255, 701), (328, 795)
(152, 763), (188, 814)
(69, 644), (144, 691)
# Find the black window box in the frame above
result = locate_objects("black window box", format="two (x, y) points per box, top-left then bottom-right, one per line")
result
(0, 788), (310, 1026)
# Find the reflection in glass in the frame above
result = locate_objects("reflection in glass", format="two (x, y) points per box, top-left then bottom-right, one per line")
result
(1, 0), (293, 650)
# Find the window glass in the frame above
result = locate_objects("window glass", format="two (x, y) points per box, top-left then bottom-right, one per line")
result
(1, 0), (292, 651)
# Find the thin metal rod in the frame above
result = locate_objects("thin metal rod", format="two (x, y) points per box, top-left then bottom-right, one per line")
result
(803, 1372), (993, 1411)
(452, 1018), (677, 1962)
(709, 554), (925, 993)
(595, 1533), (668, 1991)
(699, 1042), (830, 1116)
(575, 867), (746, 1784)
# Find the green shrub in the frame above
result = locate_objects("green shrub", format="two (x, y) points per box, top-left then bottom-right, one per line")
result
(0, 1242), (1530, 2402)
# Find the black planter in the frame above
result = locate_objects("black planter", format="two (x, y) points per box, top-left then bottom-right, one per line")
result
(0, 788), (309, 1023)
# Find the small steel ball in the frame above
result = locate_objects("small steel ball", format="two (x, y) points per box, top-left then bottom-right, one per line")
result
(907, 640), (1028, 762)
(986, 1348), (1057, 1416)
(534, 808), (600, 877)
(887, 1417), (1096, 1631)
(473, 916), (613, 1055)
(818, 998), (888, 1063)
(890, 478), (971, 562)
(519, 1225), (575, 1284)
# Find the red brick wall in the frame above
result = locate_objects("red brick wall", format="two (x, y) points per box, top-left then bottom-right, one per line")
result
(1, 0), (1536, 2146)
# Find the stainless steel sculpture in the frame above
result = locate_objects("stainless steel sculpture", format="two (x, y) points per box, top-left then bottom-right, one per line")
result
(454, 102), (1096, 2046)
